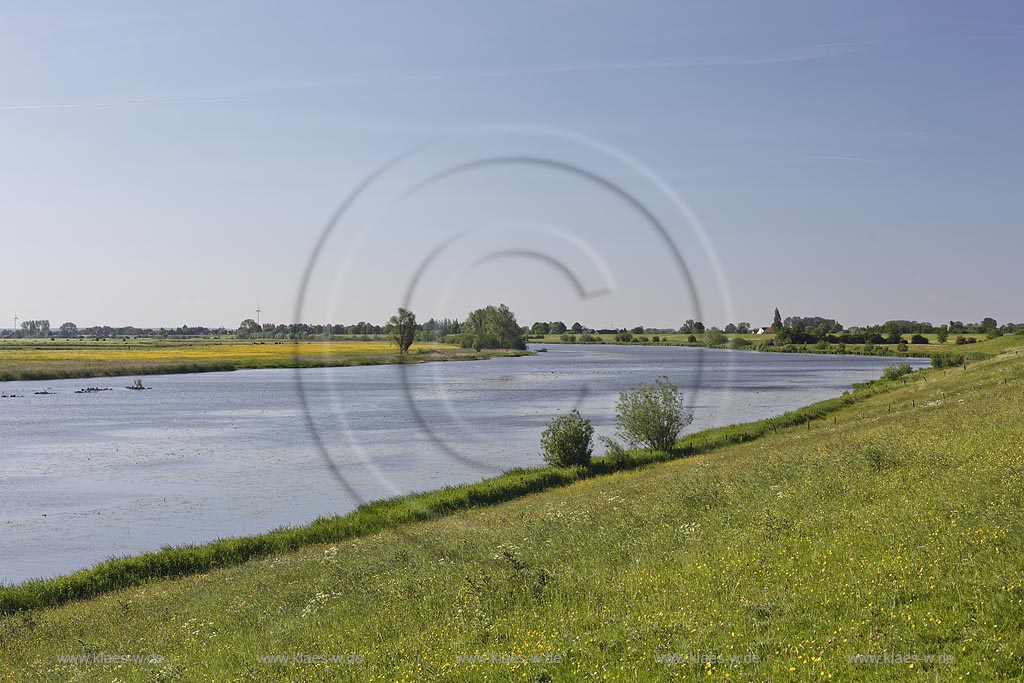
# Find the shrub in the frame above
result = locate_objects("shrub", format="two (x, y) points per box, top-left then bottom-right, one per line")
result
(614, 377), (692, 452)
(687, 334), (697, 343)
(651, 335), (660, 342)
(936, 352), (986, 367)
(703, 327), (728, 348)
(882, 363), (913, 381)
(599, 435), (631, 466)
(910, 334), (929, 344)
(729, 337), (752, 350)
(539, 410), (593, 467)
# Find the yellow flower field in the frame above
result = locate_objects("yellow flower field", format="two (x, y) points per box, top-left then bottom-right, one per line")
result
(0, 339), (514, 382)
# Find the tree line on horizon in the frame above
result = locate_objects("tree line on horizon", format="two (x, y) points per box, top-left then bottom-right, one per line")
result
(6, 308), (1021, 347)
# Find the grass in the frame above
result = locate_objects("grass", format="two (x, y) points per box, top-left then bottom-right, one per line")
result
(0, 339), (529, 382)
(3, 339), (1023, 681)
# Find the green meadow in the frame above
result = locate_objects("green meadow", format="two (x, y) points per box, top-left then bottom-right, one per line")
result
(3, 342), (1023, 682)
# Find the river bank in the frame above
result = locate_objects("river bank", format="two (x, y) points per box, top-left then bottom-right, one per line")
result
(0, 339), (529, 382)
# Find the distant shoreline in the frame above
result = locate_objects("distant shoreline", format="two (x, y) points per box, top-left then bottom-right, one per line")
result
(528, 335), (1008, 363)
(0, 340), (531, 383)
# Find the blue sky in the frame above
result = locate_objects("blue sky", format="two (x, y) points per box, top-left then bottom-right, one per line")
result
(2, 1), (1022, 329)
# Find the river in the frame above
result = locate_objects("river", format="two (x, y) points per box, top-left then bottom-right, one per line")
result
(0, 344), (928, 583)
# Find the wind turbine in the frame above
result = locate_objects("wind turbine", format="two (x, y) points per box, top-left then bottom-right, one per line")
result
(256, 306), (262, 326)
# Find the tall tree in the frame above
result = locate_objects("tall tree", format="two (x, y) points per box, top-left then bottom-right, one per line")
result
(237, 319), (261, 338)
(461, 304), (526, 350)
(388, 307), (417, 354)
(772, 308), (783, 332)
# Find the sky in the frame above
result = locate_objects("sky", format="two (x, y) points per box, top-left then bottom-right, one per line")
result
(1, 1), (1022, 330)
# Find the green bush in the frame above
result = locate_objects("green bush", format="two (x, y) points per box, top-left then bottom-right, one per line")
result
(614, 377), (692, 452)
(703, 327), (728, 348)
(932, 353), (965, 369)
(729, 337), (752, 350)
(882, 363), (913, 381)
(599, 435), (631, 466)
(540, 410), (594, 467)
(910, 334), (929, 344)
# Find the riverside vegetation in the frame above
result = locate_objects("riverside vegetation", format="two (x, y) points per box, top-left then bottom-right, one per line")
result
(529, 313), (1024, 364)
(0, 305), (530, 382)
(3, 340), (1023, 681)
(0, 339), (527, 382)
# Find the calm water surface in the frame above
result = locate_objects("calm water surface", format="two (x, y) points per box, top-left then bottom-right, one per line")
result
(0, 344), (928, 582)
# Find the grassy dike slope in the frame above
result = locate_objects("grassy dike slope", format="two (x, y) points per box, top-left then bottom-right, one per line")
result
(4, 351), (1024, 681)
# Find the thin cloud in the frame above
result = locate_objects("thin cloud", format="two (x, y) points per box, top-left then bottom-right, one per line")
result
(0, 41), (869, 112)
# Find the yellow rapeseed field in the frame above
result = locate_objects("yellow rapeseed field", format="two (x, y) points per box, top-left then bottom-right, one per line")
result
(0, 339), (479, 381)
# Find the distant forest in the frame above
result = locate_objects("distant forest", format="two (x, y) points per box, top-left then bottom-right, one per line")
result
(5, 311), (1021, 345)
